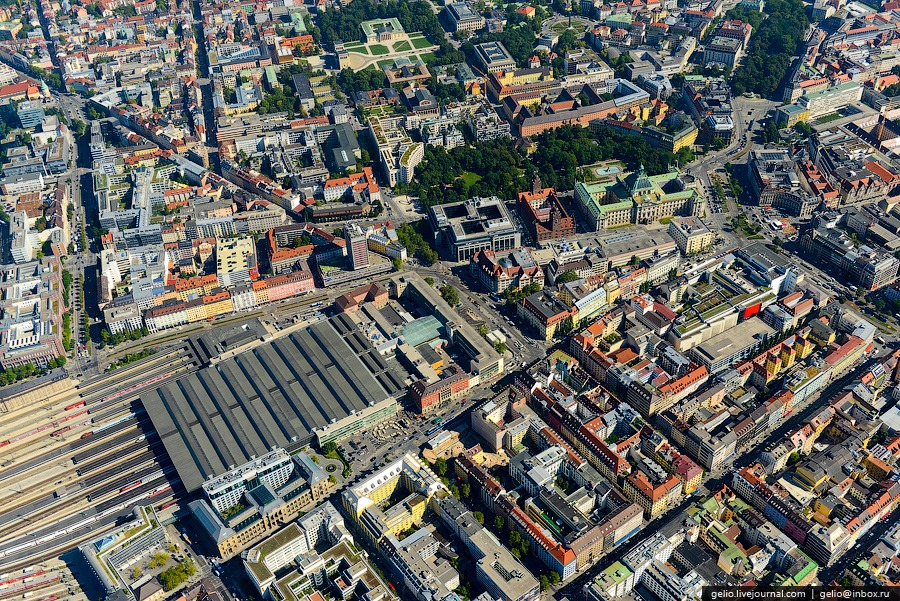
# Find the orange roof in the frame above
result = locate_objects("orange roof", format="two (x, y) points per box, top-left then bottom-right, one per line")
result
(865, 161), (897, 183)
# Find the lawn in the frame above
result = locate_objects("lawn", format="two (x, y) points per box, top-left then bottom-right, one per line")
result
(419, 51), (436, 63)
(377, 58), (396, 68)
(411, 35), (433, 49)
(459, 171), (482, 186)
(346, 45), (369, 55)
(815, 112), (843, 124)
(393, 40), (412, 52)
(370, 44), (390, 55)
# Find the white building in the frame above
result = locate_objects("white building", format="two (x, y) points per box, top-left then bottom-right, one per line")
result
(202, 449), (294, 513)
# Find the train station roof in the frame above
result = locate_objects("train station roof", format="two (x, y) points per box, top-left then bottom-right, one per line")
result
(142, 314), (405, 492)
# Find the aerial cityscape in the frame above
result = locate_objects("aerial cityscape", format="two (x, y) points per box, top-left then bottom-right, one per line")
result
(0, 0), (900, 598)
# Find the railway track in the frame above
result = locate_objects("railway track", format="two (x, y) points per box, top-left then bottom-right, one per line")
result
(0, 349), (195, 571)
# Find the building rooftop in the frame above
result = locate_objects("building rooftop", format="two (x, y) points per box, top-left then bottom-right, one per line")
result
(693, 318), (776, 365)
(142, 315), (405, 492)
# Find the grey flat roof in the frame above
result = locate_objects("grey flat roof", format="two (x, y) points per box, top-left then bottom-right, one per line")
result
(694, 318), (775, 362)
(142, 316), (404, 492)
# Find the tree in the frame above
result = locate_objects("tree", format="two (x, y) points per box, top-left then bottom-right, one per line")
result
(158, 559), (195, 591)
(555, 270), (579, 284)
(762, 120), (781, 143)
(322, 441), (338, 455)
(548, 571), (561, 585)
(788, 452), (801, 465)
(509, 531), (522, 548)
(730, 0), (810, 98)
(440, 285), (459, 306)
(539, 575), (550, 591)
(434, 457), (448, 477)
(461, 483), (471, 498)
(424, 276), (435, 286)
(392, 257), (403, 271)
(473, 510), (484, 525)
(794, 121), (814, 137)
(397, 222), (439, 266)
(560, 315), (575, 337)
(113, 3), (137, 16)
(71, 119), (87, 137)
(493, 516), (505, 532)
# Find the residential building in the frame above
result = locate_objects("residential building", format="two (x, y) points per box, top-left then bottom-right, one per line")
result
(518, 290), (575, 341)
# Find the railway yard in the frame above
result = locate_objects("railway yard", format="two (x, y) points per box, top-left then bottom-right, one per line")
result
(0, 347), (199, 599)
(0, 290), (336, 600)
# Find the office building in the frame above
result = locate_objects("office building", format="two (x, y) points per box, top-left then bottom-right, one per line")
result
(683, 77), (734, 144)
(344, 223), (370, 270)
(801, 226), (899, 291)
(342, 453), (445, 543)
(668, 216), (713, 254)
(747, 148), (819, 217)
(689, 318), (776, 373)
(191, 450), (331, 557)
(243, 502), (351, 592)
(445, 3), (485, 33)
(0, 258), (65, 370)
(473, 41), (516, 73)
(216, 236), (258, 287)
(17, 100), (45, 129)
(574, 166), (702, 231)
(428, 197), (521, 261)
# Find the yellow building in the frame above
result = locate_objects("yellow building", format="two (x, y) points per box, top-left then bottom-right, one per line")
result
(186, 299), (207, 323)
(668, 216), (713, 255)
(808, 319), (836, 347)
(775, 104), (810, 127)
(864, 455), (892, 481)
(203, 291), (234, 319)
(342, 454), (445, 543)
